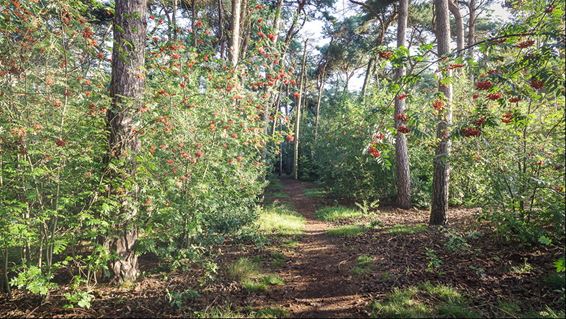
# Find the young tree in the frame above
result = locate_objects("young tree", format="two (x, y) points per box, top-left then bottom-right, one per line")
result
(293, 40), (308, 180)
(394, 0), (411, 209)
(429, 0), (452, 225)
(105, 0), (147, 282)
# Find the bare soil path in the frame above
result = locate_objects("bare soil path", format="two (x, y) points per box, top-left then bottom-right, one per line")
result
(265, 177), (369, 318)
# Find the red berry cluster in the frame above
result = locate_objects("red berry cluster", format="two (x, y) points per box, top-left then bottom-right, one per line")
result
(432, 99), (444, 111)
(378, 50), (393, 60)
(367, 145), (381, 158)
(462, 127), (481, 137)
(501, 112), (513, 124)
(475, 80), (493, 90)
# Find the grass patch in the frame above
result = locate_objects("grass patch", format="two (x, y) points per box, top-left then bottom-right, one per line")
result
(228, 257), (285, 293)
(267, 178), (284, 191)
(370, 282), (480, 318)
(315, 206), (363, 221)
(269, 252), (286, 268)
(326, 224), (367, 237)
(228, 257), (261, 282)
(387, 224), (428, 235)
(270, 192), (289, 198)
(242, 274), (285, 293)
(258, 204), (305, 236)
(253, 307), (289, 318)
(304, 188), (327, 198)
(352, 255), (374, 276)
(282, 240), (299, 248)
(194, 306), (245, 318)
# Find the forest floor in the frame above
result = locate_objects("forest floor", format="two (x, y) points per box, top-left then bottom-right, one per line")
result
(1, 177), (564, 318)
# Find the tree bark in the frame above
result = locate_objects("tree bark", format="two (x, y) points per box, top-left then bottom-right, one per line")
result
(314, 65), (326, 142)
(360, 58), (373, 101)
(467, 0), (476, 58)
(430, 0), (452, 225)
(394, 0), (412, 209)
(293, 40), (308, 180)
(230, 0), (241, 67)
(448, 0), (464, 53)
(106, 0), (146, 283)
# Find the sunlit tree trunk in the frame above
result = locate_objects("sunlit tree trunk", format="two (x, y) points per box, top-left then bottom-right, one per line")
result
(430, 0), (452, 225)
(448, 0), (464, 53)
(106, 0), (146, 283)
(314, 65), (326, 142)
(230, 0), (241, 67)
(394, 0), (411, 209)
(293, 40), (308, 180)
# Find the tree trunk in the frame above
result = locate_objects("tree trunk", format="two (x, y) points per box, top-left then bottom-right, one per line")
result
(293, 40), (308, 180)
(218, 0), (226, 58)
(272, 0), (283, 43)
(106, 0), (146, 283)
(430, 0), (452, 225)
(230, 0), (241, 67)
(314, 66), (326, 142)
(394, 0), (411, 209)
(360, 58), (373, 101)
(448, 0), (464, 53)
(467, 0), (476, 58)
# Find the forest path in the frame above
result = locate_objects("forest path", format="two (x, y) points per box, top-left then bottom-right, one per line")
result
(266, 178), (369, 318)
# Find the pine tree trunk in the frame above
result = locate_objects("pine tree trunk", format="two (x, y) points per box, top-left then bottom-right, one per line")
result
(230, 0), (241, 67)
(394, 0), (411, 209)
(314, 66), (326, 143)
(448, 0), (464, 52)
(293, 41), (308, 180)
(467, 0), (476, 58)
(106, 0), (146, 283)
(430, 0), (452, 225)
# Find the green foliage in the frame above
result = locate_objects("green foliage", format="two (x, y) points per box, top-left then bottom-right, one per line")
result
(64, 290), (95, 309)
(443, 232), (471, 253)
(9, 266), (56, 296)
(425, 248), (443, 273)
(315, 206), (363, 221)
(326, 225), (367, 237)
(167, 288), (201, 309)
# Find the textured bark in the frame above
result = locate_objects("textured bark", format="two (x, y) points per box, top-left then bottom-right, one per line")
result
(272, 0), (283, 43)
(314, 66), (326, 142)
(218, 0), (226, 58)
(467, 0), (476, 58)
(360, 58), (373, 101)
(293, 41), (308, 180)
(106, 0), (146, 283)
(230, 0), (241, 67)
(394, 0), (411, 209)
(448, 0), (464, 53)
(430, 0), (452, 225)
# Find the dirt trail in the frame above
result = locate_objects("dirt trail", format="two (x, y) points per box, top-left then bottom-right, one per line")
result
(268, 178), (369, 318)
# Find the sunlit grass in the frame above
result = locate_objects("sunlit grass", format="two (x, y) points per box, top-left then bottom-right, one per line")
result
(258, 204), (305, 236)
(370, 282), (480, 318)
(315, 206), (363, 222)
(228, 257), (285, 293)
(326, 224), (366, 237)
